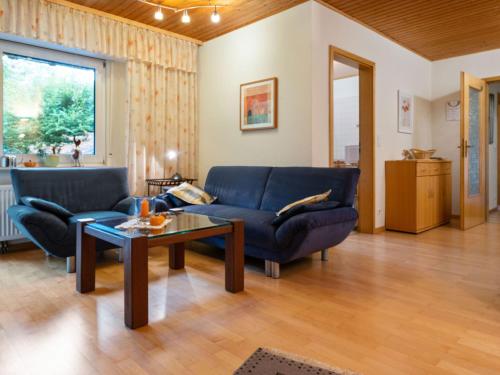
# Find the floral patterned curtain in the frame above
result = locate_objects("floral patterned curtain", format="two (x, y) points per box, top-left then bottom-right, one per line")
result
(0, 0), (199, 194)
(126, 61), (198, 194)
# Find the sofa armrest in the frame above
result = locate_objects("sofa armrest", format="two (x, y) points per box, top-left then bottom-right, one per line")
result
(275, 207), (358, 248)
(155, 194), (178, 209)
(154, 198), (169, 213)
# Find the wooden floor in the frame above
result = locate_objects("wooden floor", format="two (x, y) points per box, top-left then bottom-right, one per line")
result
(2, 217), (500, 375)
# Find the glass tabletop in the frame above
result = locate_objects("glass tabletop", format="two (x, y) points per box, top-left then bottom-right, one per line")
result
(87, 212), (232, 239)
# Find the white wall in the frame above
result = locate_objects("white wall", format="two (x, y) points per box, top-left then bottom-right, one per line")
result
(333, 76), (359, 162)
(198, 3), (312, 185)
(431, 49), (500, 214)
(310, 1), (433, 227)
(199, 1), (434, 226)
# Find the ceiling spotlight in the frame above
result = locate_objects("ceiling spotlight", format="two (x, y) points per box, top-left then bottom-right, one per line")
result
(181, 9), (191, 24)
(154, 7), (164, 21)
(211, 6), (221, 24)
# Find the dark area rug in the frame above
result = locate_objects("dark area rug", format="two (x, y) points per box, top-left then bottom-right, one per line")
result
(234, 348), (360, 375)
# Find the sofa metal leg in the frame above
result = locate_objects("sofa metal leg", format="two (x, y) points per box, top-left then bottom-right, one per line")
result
(270, 261), (280, 279)
(66, 256), (76, 273)
(265, 260), (271, 277)
(271, 262), (280, 279)
(321, 249), (329, 261)
(265, 260), (280, 278)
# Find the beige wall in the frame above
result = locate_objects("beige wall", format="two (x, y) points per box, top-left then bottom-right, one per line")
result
(198, 3), (313, 186)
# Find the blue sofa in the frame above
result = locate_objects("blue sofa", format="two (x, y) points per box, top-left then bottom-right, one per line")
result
(8, 168), (138, 272)
(163, 166), (360, 278)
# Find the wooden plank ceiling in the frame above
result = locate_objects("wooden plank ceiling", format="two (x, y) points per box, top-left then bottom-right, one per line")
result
(65, 0), (500, 60)
(64, 0), (307, 43)
(320, 0), (500, 61)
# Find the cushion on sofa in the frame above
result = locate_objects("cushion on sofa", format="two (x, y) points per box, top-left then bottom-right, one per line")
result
(276, 190), (331, 216)
(168, 182), (216, 205)
(272, 201), (341, 227)
(21, 196), (74, 221)
(183, 205), (279, 250)
(204, 166), (272, 209)
(259, 167), (360, 212)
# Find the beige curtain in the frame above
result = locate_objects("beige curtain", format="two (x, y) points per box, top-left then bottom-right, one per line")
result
(0, 0), (199, 194)
(0, 0), (197, 72)
(126, 61), (198, 195)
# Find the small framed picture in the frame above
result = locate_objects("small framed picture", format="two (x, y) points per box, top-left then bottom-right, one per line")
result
(240, 77), (278, 131)
(398, 90), (413, 134)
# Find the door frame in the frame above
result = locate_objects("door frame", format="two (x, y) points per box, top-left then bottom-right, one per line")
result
(329, 46), (376, 234)
(460, 72), (487, 230)
(497, 94), (500, 208)
(482, 76), (500, 219)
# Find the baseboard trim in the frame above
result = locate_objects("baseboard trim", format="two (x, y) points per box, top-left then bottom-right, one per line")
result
(489, 207), (498, 213)
(373, 226), (385, 234)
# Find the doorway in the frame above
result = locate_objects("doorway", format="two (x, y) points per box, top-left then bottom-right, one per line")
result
(460, 74), (500, 228)
(484, 78), (500, 223)
(329, 46), (375, 234)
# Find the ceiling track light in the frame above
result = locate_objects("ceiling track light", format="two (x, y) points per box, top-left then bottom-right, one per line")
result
(181, 9), (191, 24)
(211, 5), (221, 24)
(154, 7), (164, 21)
(137, 0), (227, 24)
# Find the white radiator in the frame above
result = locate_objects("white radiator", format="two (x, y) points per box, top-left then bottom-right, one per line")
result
(0, 185), (23, 241)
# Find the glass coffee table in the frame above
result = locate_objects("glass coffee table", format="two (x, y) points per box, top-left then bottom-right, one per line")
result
(75, 213), (244, 329)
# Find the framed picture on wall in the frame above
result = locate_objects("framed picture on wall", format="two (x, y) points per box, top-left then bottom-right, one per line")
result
(240, 77), (278, 131)
(398, 90), (414, 134)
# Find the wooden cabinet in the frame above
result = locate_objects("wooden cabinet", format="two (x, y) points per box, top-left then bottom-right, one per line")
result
(385, 160), (451, 233)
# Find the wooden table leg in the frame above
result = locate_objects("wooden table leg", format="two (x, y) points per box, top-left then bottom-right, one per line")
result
(124, 236), (149, 329)
(169, 243), (185, 270)
(76, 218), (97, 293)
(225, 219), (244, 293)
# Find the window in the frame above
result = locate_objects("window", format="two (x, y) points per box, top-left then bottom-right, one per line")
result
(0, 41), (105, 164)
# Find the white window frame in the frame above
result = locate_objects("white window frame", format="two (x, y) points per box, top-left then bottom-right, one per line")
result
(0, 40), (106, 165)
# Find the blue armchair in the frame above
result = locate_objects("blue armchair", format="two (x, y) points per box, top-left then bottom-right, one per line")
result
(8, 168), (141, 272)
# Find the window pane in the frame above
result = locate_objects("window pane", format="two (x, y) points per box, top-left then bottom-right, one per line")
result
(2, 53), (96, 155)
(468, 86), (480, 197)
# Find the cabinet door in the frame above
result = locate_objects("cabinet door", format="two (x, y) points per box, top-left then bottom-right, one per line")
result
(438, 174), (452, 223)
(416, 176), (439, 230)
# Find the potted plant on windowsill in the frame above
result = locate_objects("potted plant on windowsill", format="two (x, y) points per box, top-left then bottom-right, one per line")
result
(44, 146), (61, 167)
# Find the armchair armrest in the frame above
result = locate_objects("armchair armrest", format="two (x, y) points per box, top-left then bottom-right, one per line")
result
(7, 205), (70, 246)
(112, 196), (135, 214)
(275, 207), (358, 248)
(20, 196), (73, 222)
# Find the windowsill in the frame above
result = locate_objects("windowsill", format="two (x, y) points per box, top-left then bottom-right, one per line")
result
(0, 164), (109, 170)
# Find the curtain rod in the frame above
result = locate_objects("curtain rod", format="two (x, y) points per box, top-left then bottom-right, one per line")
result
(45, 0), (203, 46)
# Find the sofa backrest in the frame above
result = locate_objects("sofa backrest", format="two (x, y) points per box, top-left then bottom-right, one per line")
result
(11, 167), (129, 213)
(259, 167), (360, 212)
(204, 166), (272, 209)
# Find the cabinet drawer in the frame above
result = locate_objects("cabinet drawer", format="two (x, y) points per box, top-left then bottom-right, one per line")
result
(416, 162), (451, 176)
